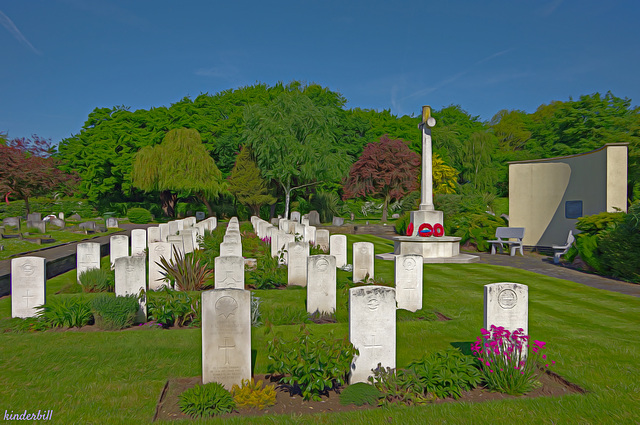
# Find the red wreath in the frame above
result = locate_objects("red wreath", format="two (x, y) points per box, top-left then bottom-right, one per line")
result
(406, 222), (414, 236)
(418, 223), (433, 237)
(434, 223), (444, 237)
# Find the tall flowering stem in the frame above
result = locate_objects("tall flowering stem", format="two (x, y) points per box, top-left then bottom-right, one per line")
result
(471, 325), (553, 395)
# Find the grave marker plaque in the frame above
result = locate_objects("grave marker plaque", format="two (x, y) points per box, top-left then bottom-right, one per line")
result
(11, 257), (46, 318)
(353, 242), (374, 283)
(115, 256), (146, 323)
(484, 282), (528, 335)
(395, 254), (423, 312)
(307, 255), (336, 314)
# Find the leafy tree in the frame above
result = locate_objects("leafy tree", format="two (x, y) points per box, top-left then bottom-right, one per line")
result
(228, 147), (276, 216)
(342, 135), (421, 221)
(131, 128), (226, 217)
(432, 153), (459, 194)
(490, 109), (532, 151)
(0, 136), (77, 214)
(244, 91), (351, 219)
(460, 131), (499, 192)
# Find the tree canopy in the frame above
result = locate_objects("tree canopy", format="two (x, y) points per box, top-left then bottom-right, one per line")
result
(131, 128), (225, 217)
(228, 147), (276, 216)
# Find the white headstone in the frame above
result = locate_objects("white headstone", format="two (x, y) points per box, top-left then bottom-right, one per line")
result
(329, 235), (347, 268)
(114, 256), (146, 323)
(106, 217), (118, 228)
(257, 221), (269, 240)
(131, 229), (147, 257)
(315, 229), (330, 251)
(176, 219), (185, 232)
(215, 256), (245, 289)
(307, 255), (336, 314)
(265, 226), (277, 246)
(77, 242), (100, 283)
(223, 233), (241, 245)
(168, 221), (179, 236)
(287, 241), (309, 286)
(110, 235), (129, 267)
(276, 233), (295, 264)
(202, 289), (252, 390)
(181, 229), (196, 254)
(349, 286), (396, 384)
(301, 218), (310, 227)
(305, 225), (316, 245)
(290, 211), (301, 223)
(395, 254), (423, 312)
(184, 216), (197, 227)
(220, 242), (242, 258)
(147, 227), (161, 243)
(58, 212), (65, 220)
(167, 235), (185, 257)
(158, 223), (170, 242)
(11, 257), (46, 318)
(280, 219), (291, 234)
(353, 242), (374, 283)
(148, 242), (173, 291)
(294, 223), (305, 239)
(484, 283), (528, 335)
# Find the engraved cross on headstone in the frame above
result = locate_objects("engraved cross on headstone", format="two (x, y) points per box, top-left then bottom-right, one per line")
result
(364, 334), (382, 351)
(218, 337), (236, 365)
(22, 290), (35, 308)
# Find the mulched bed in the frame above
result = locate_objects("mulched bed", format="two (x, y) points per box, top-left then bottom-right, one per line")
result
(153, 371), (585, 422)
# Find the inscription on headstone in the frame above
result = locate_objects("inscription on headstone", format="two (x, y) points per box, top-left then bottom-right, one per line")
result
(484, 282), (528, 335)
(307, 255), (336, 314)
(395, 254), (423, 312)
(11, 257), (46, 318)
(353, 242), (374, 283)
(115, 256), (146, 323)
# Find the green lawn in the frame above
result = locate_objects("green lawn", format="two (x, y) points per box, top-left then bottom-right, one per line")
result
(1, 233), (639, 424)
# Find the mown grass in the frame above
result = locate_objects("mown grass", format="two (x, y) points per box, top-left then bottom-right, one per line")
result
(0, 233), (639, 424)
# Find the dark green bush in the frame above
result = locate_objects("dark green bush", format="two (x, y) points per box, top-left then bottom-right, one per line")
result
(147, 287), (200, 328)
(575, 211), (625, 235)
(91, 294), (139, 330)
(179, 382), (235, 418)
(79, 268), (115, 292)
(598, 202), (640, 283)
(267, 325), (358, 401)
(35, 296), (94, 328)
(0, 197), (97, 220)
(339, 383), (382, 406)
(247, 241), (287, 289)
(394, 211), (410, 235)
(127, 207), (153, 224)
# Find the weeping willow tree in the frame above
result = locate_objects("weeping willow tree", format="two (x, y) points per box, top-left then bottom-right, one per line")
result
(132, 128), (226, 217)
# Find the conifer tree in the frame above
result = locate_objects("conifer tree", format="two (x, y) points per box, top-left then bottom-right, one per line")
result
(228, 147), (276, 216)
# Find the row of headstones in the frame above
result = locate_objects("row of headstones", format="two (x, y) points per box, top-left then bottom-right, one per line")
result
(10, 215), (217, 318)
(214, 217), (245, 289)
(202, 282), (529, 389)
(3, 214), (66, 232)
(251, 216), (424, 315)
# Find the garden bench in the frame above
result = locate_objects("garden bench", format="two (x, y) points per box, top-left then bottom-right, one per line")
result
(488, 227), (525, 256)
(552, 230), (575, 264)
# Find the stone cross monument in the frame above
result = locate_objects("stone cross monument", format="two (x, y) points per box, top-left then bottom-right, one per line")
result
(410, 106), (444, 236)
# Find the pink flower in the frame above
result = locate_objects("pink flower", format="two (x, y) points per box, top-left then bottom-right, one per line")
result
(534, 340), (546, 349)
(542, 354), (547, 360)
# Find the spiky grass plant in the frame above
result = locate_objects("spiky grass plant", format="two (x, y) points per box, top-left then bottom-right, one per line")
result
(157, 246), (213, 291)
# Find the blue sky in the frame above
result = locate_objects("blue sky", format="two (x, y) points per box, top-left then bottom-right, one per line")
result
(1, 0), (639, 145)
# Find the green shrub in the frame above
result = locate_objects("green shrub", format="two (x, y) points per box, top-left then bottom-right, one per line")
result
(311, 191), (343, 223)
(0, 317), (50, 333)
(339, 382), (382, 406)
(157, 246), (213, 291)
(179, 382), (236, 418)
(91, 294), (139, 330)
(574, 233), (607, 273)
(394, 211), (411, 235)
(35, 296), (94, 328)
(127, 207), (153, 224)
(79, 268), (115, 292)
(599, 202), (640, 282)
(147, 287), (200, 328)
(247, 241), (287, 289)
(267, 325), (358, 401)
(575, 211), (625, 235)
(231, 379), (277, 410)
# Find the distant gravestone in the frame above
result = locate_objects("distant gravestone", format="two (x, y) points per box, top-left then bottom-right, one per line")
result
(258, 221), (269, 240)
(77, 242), (100, 283)
(305, 225), (316, 245)
(223, 233), (241, 245)
(332, 216), (344, 226)
(11, 256), (46, 318)
(484, 282), (528, 335)
(49, 218), (65, 229)
(79, 221), (96, 231)
(308, 210), (321, 226)
(168, 221), (179, 236)
(58, 212), (65, 220)
(329, 235), (347, 268)
(147, 227), (161, 244)
(215, 256), (245, 289)
(294, 223), (305, 240)
(349, 285), (396, 384)
(184, 216), (197, 227)
(280, 220), (291, 234)
(301, 218), (310, 227)
(270, 218), (279, 226)
(196, 211), (206, 221)
(114, 256), (147, 323)
(207, 217), (218, 231)
(106, 217), (119, 228)
(307, 255), (336, 314)
(27, 213), (41, 222)
(395, 254), (423, 312)
(391, 213), (400, 219)
(26, 220), (46, 233)
(202, 289), (252, 389)
(271, 231), (285, 258)
(315, 229), (330, 252)
(3, 217), (20, 229)
(353, 242), (374, 283)
(69, 213), (82, 221)
(110, 235), (129, 267)
(181, 229), (196, 254)
(287, 241), (309, 286)
(264, 225), (276, 245)
(158, 223), (170, 242)
(290, 211), (301, 223)
(131, 229), (147, 257)
(148, 242), (173, 290)
(176, 219), (185, 232)
(220, 242), (242, 257)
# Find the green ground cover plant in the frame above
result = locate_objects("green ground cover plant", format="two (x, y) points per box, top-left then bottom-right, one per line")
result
(91, 294), (140, 330)
(178, 382), (235, 418)
(231, 378), (277, 410)
(34, 295), (94, 328)
(78, 268), (115, 292)
(0, 233), (638, 423)
(147, 288), (200, 328)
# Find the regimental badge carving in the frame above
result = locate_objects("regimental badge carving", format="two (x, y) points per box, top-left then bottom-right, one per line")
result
(317, 258), (329, 272)
(367, 296), (380, 311)
(498, 289), (518, 309)
(403, 257), (416, 271)
(216, 296), (238, 319)
(21, 261), (35, 276)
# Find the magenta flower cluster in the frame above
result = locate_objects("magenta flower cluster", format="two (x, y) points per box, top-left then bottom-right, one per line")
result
(471, 325), (554, 395)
